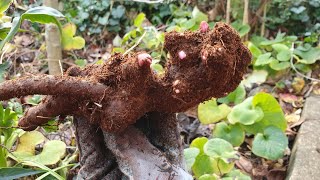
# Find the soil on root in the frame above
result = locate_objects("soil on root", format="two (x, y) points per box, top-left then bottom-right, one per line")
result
(0, 22), (251, 133)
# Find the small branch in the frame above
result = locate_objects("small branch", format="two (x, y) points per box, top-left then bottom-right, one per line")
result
(123, 31), (147, 55)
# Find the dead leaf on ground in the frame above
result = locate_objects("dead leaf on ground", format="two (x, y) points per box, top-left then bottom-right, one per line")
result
(14, 34), (34, 47)
(235, 156), (253, 174)
(291, 77), (305, 94)
(267, 167), (286, 180)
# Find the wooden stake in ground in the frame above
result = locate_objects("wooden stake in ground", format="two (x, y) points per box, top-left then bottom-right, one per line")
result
(243, 0), (249, 41)
(226, 0), (231, 24)
(43, 0), (62, 75)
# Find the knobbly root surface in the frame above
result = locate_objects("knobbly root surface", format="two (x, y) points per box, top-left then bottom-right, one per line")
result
(0, 22), (251, 133)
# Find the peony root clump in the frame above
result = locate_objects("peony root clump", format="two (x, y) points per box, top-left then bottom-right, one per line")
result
(0, 22), (251, 133)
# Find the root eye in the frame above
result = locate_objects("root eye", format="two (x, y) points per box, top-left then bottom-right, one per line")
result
(137, 53), (152, 67)
(178, 51), (186, 60)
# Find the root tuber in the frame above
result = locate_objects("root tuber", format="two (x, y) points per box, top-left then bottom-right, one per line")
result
(0, 22), (251, 133)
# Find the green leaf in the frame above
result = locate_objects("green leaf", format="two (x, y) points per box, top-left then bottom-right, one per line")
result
(151, 63), (164, 75)
(21, 160), (64, 180)
(192, 155), (215, 178)
(184, 147), (200, 171)
(228, 97), (264, 125)
(255, 53), (272, 66)
(0, 0), (12, 14)
(13, 131), (45, 155)
(260, 32), (285, 46)
(242, 93), (287, 134)
(294, 47), (320, 64)
(271, 43), (289, 53)
(203, 138), (237, 161)
(181, 19), (196, 30)
(252, 126), (288, 160)
(75, 59), (87, 68)
(0, 6), (65, 51)
(222, 169), (251, 180)
(276, 50), (291, 61)
(237, 24), (250, 37)
(134, 13), (145, 27)
(285, 35), (298, 42)
(198, 99), (231, 124)
(213, 122), (245, 147)
(248, 42), (261, 58)
(111, 5), (125, 19)
(190, 137), (208, 155)
(217, 83), (246, 105)
(192, 6), (208, 22)
(12, 131), (66, 165)
(269, 60), (290, 70)
(242, 70), (268, 88)
(212, 158), (234, 175)
(61, 23), (85, 50)
(199, 174), (218, 180)
(0, 167), (45, 180)
(112, 34), (122, 47)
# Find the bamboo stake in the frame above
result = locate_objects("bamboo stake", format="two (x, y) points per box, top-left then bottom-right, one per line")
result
(43, 0), (62, 75)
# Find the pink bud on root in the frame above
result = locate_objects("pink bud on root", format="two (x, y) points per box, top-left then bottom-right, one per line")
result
(200, 21), (209, 33)
(178, 51), (187, 60)
(137, 53), (152, 67)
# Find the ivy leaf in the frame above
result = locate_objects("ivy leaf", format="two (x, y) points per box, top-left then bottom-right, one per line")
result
(203, 138), (237, 162)
(269, 60), (290, 70)
(213, 122), (245, 147)
(198, 99), (231, 124)
(242, 93), (287, 134)
(276, 50), (291, 61)
(228, 97), (264, 125)
(111, 5), (125, 19)
(255, 53), (272, 66)
(252, 126), (288, 160)
(184, 147), (200, 171)
(61, 23), (85, 50)
(217, 83), (246, 105)
(190, 137), (208, 155)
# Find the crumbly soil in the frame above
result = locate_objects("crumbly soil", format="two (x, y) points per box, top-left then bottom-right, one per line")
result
(0, 22), (251, 133)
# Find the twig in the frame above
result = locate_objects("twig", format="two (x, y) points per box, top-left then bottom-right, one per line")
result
(123, 31), (147, 55)
(290, 43), (320, 82)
